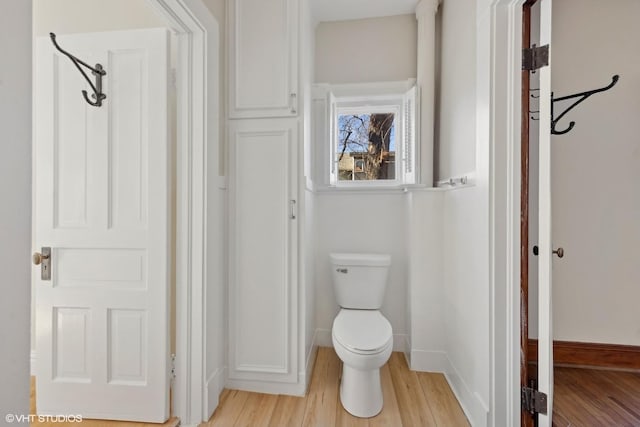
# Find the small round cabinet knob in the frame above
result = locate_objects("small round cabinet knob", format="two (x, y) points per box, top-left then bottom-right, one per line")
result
(33, 252), (49, 265)
(553, 247), (564, 258)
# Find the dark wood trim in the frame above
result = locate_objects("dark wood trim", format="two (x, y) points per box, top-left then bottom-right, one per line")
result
(521, 2), (534, 427)
(528, 340), (640, 370)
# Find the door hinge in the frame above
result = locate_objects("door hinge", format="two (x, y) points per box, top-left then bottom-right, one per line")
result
(170, 354), (176, 380)
(521, 386), (548, 415)
(522, 44), (549, 71)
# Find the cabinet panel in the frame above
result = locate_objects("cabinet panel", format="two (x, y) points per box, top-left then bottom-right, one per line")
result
(228, 0), (298, 118)
(228, 119), (298, 384)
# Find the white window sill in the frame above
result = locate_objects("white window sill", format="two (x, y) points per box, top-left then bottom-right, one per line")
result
(308, 174), (476, 195)
(313, 183), (445, 195)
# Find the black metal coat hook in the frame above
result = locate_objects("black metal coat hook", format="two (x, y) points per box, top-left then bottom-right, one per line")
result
(50, 33), (106, 107)
(551, 75), (619, 135)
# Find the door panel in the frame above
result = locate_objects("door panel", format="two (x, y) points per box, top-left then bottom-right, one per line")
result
(228, 119), (298, 384)
(537, 0), (554, 425)
(34, 28), (170, 422)
(228, 0), (298, 118)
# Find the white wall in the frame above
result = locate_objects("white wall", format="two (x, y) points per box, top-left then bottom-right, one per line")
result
(314, 15), (417, 84)
(549, 0), (640, 345)
(314, 193), (409, 349)
(424, 0), (492, 424)
(312, 13), (418, 350)
(442, 186), (490, 425)
(406, 191), (446, 366)
(33, 0), (164, 35)
(0, 0), (32, 417)
(436, 0), (476, 181)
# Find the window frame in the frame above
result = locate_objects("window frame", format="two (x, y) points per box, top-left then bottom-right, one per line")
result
(320, 80), (419, 189)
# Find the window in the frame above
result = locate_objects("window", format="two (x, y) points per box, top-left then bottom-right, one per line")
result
(337, 110), (397, 181)
(327, 83), (418, 187)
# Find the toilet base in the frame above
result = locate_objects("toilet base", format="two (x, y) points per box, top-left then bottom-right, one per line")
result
(339, 364), (383, 418)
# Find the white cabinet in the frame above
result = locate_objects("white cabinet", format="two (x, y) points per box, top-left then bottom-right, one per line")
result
(228, 0), (298, 118)
(227, 118), (299, 388)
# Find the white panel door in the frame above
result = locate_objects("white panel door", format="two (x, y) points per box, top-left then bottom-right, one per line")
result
(228, 118), (298, 384)
(228, 0), (298, 118)
(537, 0), (554, 425)
(34, 28), (170, 422)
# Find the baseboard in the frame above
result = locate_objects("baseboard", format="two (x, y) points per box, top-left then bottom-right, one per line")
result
(313, 328), (408, 352)
(30, 350), (36, 376)
(444, 356), (489, 427)
(403, 335), (411, 366)
(315, 328), (332, 347)
(225, 377), (307, 396)
(528, 339), (640, 370)
(304, 332), (319, 394)
(409, 349), (450, 372)
(204, 367), (226, 420)
(404, 347), (490, 426)
(393, 334), (409, 352)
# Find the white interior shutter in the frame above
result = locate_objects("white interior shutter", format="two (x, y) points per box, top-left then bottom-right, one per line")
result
(403, 85), (419, 184)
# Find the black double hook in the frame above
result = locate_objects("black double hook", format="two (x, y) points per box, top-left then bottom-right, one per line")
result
(50, 33), (107, 107)
(551, 75), (619, 135)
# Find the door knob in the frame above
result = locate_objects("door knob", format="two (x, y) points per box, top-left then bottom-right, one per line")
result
(33, 251), (49, 265)
(532, 245), (564, 258)
(32, 247), (52, 280)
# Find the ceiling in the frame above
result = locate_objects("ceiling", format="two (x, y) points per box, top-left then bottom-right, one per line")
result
(310, 0), (420, 23)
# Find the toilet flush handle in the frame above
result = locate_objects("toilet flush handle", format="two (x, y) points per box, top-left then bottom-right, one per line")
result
(336, 268), (348, 274)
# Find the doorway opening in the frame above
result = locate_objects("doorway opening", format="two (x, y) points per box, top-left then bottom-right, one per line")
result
(521, 0), (640, 425)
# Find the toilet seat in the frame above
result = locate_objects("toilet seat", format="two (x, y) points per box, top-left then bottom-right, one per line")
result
(333, 309), (392, 355)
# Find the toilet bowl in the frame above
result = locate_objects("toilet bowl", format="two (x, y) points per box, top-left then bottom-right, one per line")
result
(332, 309), (393, 417)
(329, 253), (393, 418)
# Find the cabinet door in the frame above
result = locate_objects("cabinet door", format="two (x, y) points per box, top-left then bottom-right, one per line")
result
(228, 0), (298, 118)
(228, 119), (298, 384)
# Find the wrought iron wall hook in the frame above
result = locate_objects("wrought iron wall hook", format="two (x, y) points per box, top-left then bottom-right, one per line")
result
(551, 75), (619, 135)
(49, 33), (107, 107)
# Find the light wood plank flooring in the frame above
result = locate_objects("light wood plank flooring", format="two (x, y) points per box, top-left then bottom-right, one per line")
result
(203, 347), (469, 427)
(30, 377), (179, 427)
(553, 367), (640, 427)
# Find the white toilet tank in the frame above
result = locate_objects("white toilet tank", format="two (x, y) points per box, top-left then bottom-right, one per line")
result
(330, 253), (391, 309)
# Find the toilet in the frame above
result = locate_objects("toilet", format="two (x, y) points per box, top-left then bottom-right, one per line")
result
(330, 253), (393, 418)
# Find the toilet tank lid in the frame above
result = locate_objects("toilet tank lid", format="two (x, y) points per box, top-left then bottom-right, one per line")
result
(330, 253), (391, 267)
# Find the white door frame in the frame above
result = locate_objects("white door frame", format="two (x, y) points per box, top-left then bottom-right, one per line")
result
(487, 0), (525, 425)
(143, 1), (528, 426)
(146, 1), (219, 425)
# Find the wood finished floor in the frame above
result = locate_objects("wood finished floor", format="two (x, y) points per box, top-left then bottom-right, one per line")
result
(553, 367), (640, 427)
(203, 347), (469, 427)
(30, 377), (179, 427)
